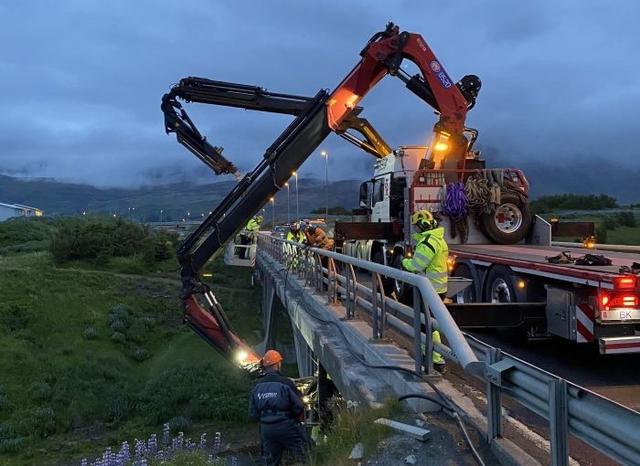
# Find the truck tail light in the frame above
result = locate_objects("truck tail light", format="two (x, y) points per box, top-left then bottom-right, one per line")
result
(615, 276), (637, 290)
(600, 292), (639, 311)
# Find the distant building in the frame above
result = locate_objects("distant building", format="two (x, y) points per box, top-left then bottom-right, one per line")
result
(0, 202), (44, 221)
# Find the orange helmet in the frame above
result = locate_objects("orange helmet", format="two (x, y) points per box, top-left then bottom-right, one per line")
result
(262, 349), (283, 367)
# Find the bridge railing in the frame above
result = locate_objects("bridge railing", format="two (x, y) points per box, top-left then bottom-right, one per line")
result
(257, 233), (482, 376)
(257, 233), (640, 466)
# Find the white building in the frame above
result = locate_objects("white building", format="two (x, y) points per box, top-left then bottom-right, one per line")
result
(0, 202), (44, 221)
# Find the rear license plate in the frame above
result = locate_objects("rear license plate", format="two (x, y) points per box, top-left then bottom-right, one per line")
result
(600, 308), (640, 321)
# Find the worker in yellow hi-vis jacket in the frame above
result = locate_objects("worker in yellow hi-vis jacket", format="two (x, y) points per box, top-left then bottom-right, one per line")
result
(402, 209), (448, 372)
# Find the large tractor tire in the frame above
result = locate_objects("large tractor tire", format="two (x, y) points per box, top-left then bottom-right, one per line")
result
(481, 192), (531, 244)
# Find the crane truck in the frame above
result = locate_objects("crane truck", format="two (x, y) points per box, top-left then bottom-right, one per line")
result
(333, 132), (640, 355)
(161, 22), (482, 370)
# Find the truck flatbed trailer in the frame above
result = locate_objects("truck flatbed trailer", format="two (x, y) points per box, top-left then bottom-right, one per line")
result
(449, 243), (640, 354)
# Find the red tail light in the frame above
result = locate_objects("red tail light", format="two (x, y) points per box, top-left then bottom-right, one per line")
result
(615, 276), (637, 290)
(600, 293), (639, 311)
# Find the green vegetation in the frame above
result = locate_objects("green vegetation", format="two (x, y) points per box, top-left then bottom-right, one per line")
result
(0, 217), (262, 465)
(310, 401), (397, 465)
(531, 193), (618, 213)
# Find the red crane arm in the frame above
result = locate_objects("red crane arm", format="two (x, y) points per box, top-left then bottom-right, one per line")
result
(327, 23), (479, 137)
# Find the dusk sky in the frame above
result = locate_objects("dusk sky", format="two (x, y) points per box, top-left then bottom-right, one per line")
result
(1, 1), (639, 187)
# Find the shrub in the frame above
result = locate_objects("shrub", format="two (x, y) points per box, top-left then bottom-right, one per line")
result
(137, 365), (251, 424)
(596, 226), (608, 244)
(0, 305), (33, 333)
(602, 216), (618, 230)
(616, 211), (637, 228)
(104, 393), (133, 422)
(111, 332), (126, 344)
(107, 304), (130, 327)
(82, 326), (98, 340)
(22, 406), (57, 438)
(0, 386), (12, 413)
(126, 319), (148, 343)
(29, 382), (53, 402)
(168, 416), (192, 435)
(131, 348), (150, 362)
(0, 423), (26, 453)
(109, 319), (128, 333)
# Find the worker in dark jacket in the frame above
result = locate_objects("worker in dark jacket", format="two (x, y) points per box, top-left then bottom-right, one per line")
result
(249, 350), (308, 465)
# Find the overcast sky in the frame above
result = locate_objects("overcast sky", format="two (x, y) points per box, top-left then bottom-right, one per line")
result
(1, 1), (639, 187)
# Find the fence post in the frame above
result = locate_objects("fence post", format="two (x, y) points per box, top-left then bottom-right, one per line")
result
(424, 295), (433, 376)
(486, 347), (503, 442)
(372, 273), (379, 339)
(412, 287), (422, 375)
(375, 273), (386, 338)
(549, 379), (569, 466)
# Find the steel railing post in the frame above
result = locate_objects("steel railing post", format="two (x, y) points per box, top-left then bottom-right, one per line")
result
(549, 379), (569, 466)
(424, 294), (433, 375)
(412, 287), (422, 375)
(372, 272), (379, 339)
(375, 273), (386, 338)
(486, 347), (503, 442)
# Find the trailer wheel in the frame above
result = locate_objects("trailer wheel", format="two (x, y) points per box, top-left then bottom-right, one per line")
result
(452, 263), (476, 303)
(391, 253), (412, 303)
(372, 250), (394, 295)
(481, 192), (531, 244)
(483, 265), (517, 303)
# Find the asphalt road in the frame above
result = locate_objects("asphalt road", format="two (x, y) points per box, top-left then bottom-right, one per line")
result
(469, 329), (640, 411)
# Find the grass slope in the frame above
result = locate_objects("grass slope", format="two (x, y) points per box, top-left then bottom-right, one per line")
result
(0, 250), (261, 465)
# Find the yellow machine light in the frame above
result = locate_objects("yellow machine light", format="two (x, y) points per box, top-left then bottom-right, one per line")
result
(405, 251), (412, 258)
(517, 279), (526, 289)
(235, 349), (249, 363)
(303, 395), (311, 404)
(202, 273), (213, 278)
(434, 141), (449, 152)
(433, 131), (451, 152)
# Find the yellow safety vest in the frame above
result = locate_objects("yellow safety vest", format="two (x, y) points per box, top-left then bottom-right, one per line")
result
(402, 227), (448, 294)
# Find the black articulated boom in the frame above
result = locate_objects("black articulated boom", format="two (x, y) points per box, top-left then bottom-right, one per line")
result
(161, 22), (480, 372)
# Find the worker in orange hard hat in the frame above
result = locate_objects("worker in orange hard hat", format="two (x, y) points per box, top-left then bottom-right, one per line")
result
(249, 349), (309, 465)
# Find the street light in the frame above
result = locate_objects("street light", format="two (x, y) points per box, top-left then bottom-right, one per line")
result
(321, 150), (329, 220)
(270, 197), (275, 228)
(284, 182), (290, 224)
(160, 209), (163, 223)
(292, 171), (299, 220)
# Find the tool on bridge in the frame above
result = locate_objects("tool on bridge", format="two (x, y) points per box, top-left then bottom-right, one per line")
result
(161, 22), (480, 370)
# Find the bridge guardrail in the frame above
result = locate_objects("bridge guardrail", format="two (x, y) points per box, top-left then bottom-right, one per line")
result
(257, 233), (640, 466)
(258, 233), (481, 375)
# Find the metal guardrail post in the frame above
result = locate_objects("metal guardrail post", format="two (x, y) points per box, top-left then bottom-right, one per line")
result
(372, 273), (380, 339)
(486, 347), (503, 442)
(374, 273), (387, 339)
(424, 296), (433, 375)
(549, 379), (569, 466)
(328, 258), (337, 304)
(412, 287), (423, 375)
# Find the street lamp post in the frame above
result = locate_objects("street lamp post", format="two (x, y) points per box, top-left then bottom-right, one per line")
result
(321, 150), (329, 220)
(270, 197), (275, 228)
(284, 182), (290, 224)
(160, 209), (163, 223)
(292, 171), (299, 220)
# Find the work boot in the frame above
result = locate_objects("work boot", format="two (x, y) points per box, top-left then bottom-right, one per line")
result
(434, 363), (446, 374)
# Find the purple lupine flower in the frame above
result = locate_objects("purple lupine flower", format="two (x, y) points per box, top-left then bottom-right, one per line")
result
(81, 459), (88, 466)
(147, 433), (158, 455)
(162, 423), (170, 446)
(119, 441), (130, 463)
(213, 431), (222, 453)
(199, 433), (207, 450)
